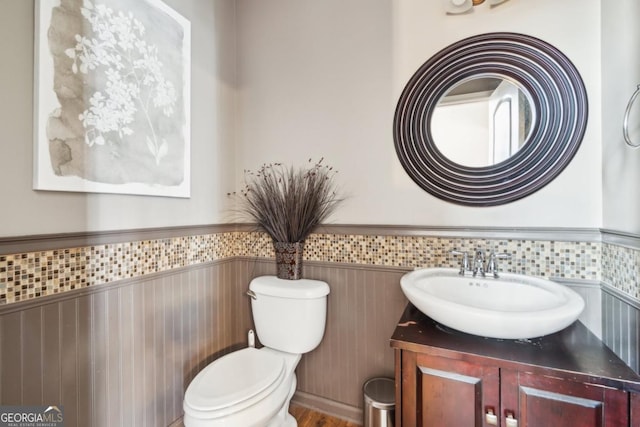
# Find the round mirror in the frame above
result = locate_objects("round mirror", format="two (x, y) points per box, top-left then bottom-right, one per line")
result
(431, 75), (534, 168)
(394, 32), (588, 206)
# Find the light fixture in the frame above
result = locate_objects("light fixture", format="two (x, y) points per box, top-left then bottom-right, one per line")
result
(445, 0), (510, 15)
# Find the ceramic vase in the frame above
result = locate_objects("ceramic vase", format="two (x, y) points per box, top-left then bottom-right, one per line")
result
(273, 241), (304, 280)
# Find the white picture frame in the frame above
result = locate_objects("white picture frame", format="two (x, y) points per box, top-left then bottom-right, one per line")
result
(34, 0), (191, 198)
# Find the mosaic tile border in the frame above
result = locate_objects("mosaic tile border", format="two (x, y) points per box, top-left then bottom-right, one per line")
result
(602, 243), (640, 300)
(240, 232), (601, 278)
(305, 234), (601, 280)
(0, 232), (240, 305)
(0, 229), (607, 306)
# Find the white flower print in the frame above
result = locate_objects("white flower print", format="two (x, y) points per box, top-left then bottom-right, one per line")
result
(66, 0), (178, 165)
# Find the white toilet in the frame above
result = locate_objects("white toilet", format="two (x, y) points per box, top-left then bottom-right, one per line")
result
(183, 275), (330, 427)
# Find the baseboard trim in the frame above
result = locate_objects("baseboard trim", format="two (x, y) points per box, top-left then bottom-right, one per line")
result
(291, 390), (362, 425)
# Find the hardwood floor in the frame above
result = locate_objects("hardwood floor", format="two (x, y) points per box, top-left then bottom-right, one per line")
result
(290, 405), (361, 427)
(171, 405), (360, 427)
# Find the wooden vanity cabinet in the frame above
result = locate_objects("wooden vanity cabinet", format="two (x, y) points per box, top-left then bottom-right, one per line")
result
(399, 351), (499, 426)
(391, 305), (640, 427)
(504, 369), (630, 427)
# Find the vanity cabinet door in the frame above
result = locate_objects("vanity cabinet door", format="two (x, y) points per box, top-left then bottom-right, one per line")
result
(401, 352), (500, 427)
(501, 370), (629, 427)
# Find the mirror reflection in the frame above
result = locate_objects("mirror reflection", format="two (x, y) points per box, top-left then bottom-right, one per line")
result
(431, 76), (534, 168)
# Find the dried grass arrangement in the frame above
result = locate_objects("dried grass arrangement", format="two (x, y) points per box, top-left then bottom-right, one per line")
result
(239, 158), (342, 243)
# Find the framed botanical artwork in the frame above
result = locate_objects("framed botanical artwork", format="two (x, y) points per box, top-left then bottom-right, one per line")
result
(34, 0), (191, 197)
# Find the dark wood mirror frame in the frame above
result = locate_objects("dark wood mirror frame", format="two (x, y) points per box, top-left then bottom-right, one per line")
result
(393, 32), (588, 206)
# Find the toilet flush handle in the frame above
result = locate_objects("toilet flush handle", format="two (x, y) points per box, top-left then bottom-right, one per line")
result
(248, 330), (256, 348)
(246, 289), (257, 300)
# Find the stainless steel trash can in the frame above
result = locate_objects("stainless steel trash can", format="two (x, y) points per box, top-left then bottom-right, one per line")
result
(363, 377), (395, 427)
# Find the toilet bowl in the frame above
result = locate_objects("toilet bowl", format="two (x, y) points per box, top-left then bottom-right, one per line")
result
(183, 276), (330, 427)
(183, 347), (300, 427)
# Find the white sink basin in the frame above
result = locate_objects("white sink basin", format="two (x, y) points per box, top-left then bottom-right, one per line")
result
(400, 268), (585, 339)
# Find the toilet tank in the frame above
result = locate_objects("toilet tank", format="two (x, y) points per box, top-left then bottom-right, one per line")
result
(249, 276), (330, 354)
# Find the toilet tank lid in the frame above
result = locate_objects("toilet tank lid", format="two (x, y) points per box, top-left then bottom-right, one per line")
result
(250, 276), (330, 299)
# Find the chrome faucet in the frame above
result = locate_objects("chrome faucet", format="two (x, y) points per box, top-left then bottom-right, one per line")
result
(450, 250), (470, 275)
(472, 249), (486, 277)
(486, 251), (512, 278)
(451, 249), (511, 278)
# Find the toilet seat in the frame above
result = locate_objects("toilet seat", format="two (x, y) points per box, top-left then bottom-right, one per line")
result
(184, 347), (286, 420)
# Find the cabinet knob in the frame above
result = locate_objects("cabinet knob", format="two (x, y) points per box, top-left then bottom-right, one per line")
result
(485, 408), (498, 425)
(506, 412), (518, 427)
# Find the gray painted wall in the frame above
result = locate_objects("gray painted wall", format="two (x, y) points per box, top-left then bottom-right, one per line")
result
(0, 255), (409, 426)
(4, 251), (634, 426)
(602, 286), (640, 374)
(0, 260), (252, 427)
(0, 0), (237, 237)
(602, 0), (640, 235)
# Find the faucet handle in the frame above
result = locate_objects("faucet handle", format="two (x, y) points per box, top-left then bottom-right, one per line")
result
(486, 252), (511, 278)
(450, 250), (470, 275)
